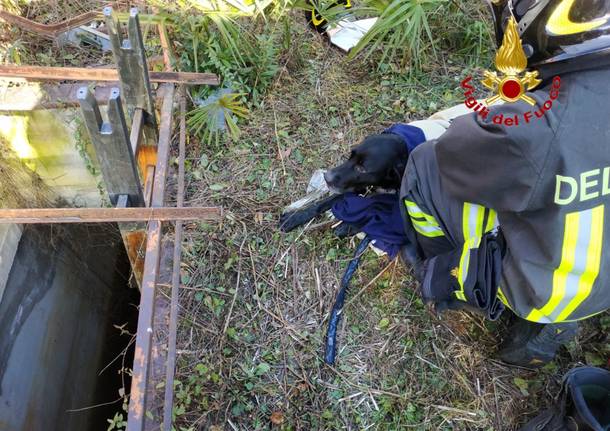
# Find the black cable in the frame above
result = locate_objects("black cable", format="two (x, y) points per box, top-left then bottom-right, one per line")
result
(324, 236), (371, 364)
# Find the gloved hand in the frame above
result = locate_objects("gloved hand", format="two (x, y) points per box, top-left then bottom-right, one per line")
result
(419, 231), (505, 320)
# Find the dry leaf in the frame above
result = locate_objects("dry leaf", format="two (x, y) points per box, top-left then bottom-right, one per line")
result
(270, 411), (284, 425)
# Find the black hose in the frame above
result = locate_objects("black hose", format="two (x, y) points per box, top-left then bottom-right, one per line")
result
(324, 236), (371, 364)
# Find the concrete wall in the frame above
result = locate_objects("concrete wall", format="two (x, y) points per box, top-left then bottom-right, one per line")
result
(0, 224), (133, 431)
(0, 109), (103, 207)
(0, 224), (22, 304)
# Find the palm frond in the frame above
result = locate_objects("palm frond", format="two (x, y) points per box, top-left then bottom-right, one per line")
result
(187, 92), (249, 146)
(349, 0), (447, 68)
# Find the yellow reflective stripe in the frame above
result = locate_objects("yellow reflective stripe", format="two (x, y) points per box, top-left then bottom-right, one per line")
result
(546, 0), (606, 36)
(405, 199), (444, 238)
(527, 206), (605, 323)
(485, 209), (498, 233)
(412, 223), (445, 238)
(463, 203), (486, 240)
(454, 204), (489, 301)
(475, 206), (485, 238)
(496, 286), (513, 311)
(405, 200), (435, 221)
(462, 203), (471, 240)
(410, 216), (440, 229)
(556, 205), (604, 321)
(457, 239), (471, 288)
(527, 211), (580, 322)
(454, 290), (466, 301)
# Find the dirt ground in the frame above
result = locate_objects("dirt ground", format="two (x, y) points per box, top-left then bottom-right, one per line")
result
(1, 2), (609, 430)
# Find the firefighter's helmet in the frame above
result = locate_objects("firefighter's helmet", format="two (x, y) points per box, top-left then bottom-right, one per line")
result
(487, 0), (610, 68)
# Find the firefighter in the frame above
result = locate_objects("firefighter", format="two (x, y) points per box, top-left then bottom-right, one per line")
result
(399, 0), (610, 368)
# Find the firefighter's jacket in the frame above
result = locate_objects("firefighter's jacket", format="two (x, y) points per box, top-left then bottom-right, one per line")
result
(407, 66), (610, 323)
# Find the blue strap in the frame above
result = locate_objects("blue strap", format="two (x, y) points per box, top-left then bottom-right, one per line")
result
(383, 123), (426, 153)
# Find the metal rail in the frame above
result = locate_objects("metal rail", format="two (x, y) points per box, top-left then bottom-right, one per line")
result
(127, 83), (175, 431)
(163, 92), (187, 431)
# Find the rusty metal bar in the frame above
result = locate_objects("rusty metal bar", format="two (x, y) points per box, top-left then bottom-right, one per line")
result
(127, 83), (175, 431)
(0, 65), (219, 85)
(0, 206), (221, 223)
(143, 166), (156, 207)
(0, 10), (99, 38)
(163, 93), (187, 431)
(0, 10), (165, 38)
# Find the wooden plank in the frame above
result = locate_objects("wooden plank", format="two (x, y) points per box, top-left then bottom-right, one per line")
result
(127, 84), (175, 431)
(0, 65), (219, 85)
(0, 206), (222, 223)
(78, 87), (145, 207)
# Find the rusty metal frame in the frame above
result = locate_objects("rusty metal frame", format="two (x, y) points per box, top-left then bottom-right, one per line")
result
(0, 9), (220, 430)
(127, 83), (175, 431)
(0, 10), (99, 38)
(163, 92), (187, 431)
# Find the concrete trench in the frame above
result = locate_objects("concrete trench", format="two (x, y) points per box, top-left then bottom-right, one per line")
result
(0, 223), (139, 431)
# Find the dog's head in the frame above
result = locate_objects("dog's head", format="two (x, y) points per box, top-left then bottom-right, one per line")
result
(324, 134), (408, 192)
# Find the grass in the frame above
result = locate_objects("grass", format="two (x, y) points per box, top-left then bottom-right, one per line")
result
(1, 3), (608, 430)
(169, 15), (609, 431)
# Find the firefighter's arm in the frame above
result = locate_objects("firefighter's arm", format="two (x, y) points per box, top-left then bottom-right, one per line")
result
(435, 103), (554, 212)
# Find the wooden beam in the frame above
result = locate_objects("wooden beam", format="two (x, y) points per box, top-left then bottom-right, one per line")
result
(0, 206), (222, 224)
(0, 65), (219, 85)
(78, 87), (145, 207)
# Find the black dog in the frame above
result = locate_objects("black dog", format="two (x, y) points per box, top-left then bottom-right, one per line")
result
(279, 134), (408, 232)
(324, 133), (408, 192)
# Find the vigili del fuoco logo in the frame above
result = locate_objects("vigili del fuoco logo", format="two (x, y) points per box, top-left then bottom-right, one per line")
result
(460, 17), (561, 127)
